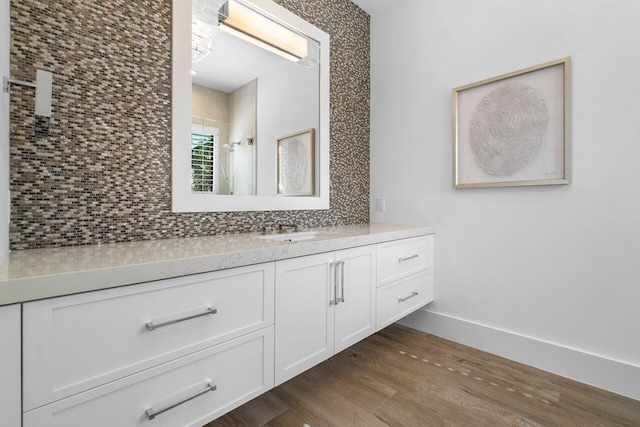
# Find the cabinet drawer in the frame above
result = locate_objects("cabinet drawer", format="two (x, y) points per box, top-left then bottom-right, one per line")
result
(23, 262), (275, 410)
(376, 269), (433, 331)
(377, 235), (432, 286)
(23, 327), (274, 427)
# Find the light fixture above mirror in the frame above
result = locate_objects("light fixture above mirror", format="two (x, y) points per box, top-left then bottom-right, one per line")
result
(172, 0), (330, 212)
(218, 0), (308, 62)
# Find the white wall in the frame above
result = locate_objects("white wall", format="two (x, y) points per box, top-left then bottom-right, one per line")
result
(229, 79), (257, 196)
(257, 61), (319, 195)
(370, 0), (640, 398)
(0, 0), (10, 266)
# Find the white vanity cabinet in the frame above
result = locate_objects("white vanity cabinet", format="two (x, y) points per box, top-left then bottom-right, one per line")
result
(21, 263), (276, 426)
(6, 225), (434, 426)
(274, 245), (376, 385)
(376, 235), (434, 330)
(0, 304), (21, 427)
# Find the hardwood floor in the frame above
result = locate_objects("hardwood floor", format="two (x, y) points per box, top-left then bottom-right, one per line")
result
(206, 324), (640, 426)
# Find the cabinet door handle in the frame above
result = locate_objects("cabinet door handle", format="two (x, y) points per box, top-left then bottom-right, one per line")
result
(146, 306), (217, 331)
(337, 260), (345, 304)
(398, 291), (418, 303)
(329, 261), (338, 306)
(145, 381), (217, 420)
(398, 254), (419, 263)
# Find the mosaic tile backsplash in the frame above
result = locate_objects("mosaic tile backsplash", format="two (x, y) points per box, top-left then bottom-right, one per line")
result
(9, 0), (370, 250)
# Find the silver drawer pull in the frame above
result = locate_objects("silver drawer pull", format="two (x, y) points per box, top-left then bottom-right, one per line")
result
(146, 381), (217, 420)
(337, 260), (345, 304)
(329, 261), (338, 306)
(146, 306), (217, 331)
(398, 254), (419, 263)
(398, 291), (418, 303)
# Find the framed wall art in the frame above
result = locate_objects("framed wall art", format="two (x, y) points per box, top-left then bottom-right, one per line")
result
(453, 57), (571, 189)
(277, 128), (315, 196)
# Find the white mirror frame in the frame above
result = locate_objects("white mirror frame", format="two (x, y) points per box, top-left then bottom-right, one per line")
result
(172, 0), (330, 212)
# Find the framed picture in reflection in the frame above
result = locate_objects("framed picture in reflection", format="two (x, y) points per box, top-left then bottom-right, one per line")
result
(277, 128), (315, 196)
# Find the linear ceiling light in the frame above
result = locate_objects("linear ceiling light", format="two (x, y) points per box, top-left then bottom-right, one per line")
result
(218, 0), (308, 62)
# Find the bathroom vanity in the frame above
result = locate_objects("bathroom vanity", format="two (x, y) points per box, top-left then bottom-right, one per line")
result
(0, 0), (424, 424)
(0, 223), (434, 426)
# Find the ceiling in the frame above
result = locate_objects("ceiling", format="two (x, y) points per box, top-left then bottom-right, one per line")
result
(350, 0), (400, 15)
(192, 26), (288, 93)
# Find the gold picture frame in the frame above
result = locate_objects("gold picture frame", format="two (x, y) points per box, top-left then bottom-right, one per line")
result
(277, 128), (315, 196)
(453, 57), (572, 189)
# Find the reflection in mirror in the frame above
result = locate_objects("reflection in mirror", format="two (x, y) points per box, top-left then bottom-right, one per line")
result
(191, 79), (256, 195)
(172, 0), (330, 212)
(191, 0), (319, 197)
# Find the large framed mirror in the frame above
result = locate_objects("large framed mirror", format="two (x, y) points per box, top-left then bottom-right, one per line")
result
(172, 0), (330, 212)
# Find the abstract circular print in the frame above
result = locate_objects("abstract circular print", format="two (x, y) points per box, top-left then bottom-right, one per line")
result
(469, 82), (549, 177)
(280, 139), (308, 192)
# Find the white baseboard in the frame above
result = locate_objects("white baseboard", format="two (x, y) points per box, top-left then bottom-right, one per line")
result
(398, 309), (640, 401)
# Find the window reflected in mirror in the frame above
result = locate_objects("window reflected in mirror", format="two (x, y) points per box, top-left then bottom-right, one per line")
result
(190, 124), (216, 193)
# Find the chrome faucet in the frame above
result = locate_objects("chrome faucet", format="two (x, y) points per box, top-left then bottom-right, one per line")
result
(261, 223), (277, 235)
(261, 222), (302, 235)
(279, 224), (298, 233)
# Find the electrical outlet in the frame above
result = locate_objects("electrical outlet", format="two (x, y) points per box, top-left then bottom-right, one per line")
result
(375, 197), (385, 212)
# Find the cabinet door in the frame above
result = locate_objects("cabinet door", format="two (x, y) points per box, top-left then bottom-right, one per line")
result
(334, 245), (376, 353)
(275, 252), (335, 386)
(0, 305), (20, 427)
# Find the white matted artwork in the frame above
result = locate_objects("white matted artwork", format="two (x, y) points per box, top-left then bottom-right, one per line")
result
(277, 128), (315, 196)
(453, 58), (571, 188)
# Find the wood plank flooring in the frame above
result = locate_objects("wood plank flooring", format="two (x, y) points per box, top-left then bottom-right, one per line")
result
(206, 324), (640, 426)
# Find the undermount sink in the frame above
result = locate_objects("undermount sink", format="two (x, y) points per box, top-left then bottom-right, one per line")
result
(257, 231), (319, 242)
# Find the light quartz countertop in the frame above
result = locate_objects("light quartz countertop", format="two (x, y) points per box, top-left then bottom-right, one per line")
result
(0, 223), (434, 306)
